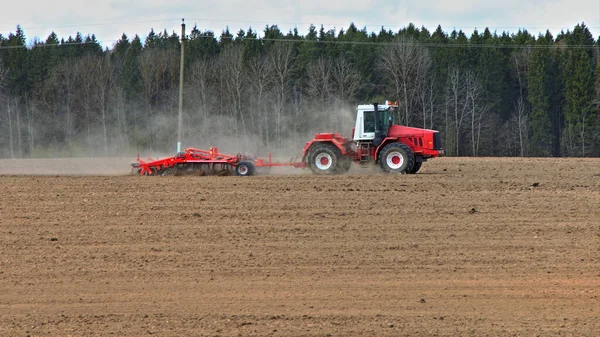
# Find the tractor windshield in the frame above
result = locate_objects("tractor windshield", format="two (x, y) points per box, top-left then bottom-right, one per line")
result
(382, 109), (392, 129)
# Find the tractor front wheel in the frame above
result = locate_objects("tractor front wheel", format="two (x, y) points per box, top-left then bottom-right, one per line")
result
(378, 143), (415, 174)
(408, 161), (422, 174)
(307, 143), (340, 175)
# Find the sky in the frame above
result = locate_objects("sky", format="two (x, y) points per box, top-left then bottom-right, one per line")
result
(1, 0), (599, 48)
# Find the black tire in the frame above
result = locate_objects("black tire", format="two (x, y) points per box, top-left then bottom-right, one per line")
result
(408, 161), (422, 174)
(336, 158), (352, 173)
(235, 161), (255, 176)
(378, 142), (415, 174)
(307, 143), (340, 175)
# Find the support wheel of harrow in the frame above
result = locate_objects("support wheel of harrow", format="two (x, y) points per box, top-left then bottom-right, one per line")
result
(235, 161), (256, 176)
(378, 142), (415, 174)
(307, 143), (341, 175)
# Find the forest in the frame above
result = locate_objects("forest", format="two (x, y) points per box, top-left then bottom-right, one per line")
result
(0, 22), (599, 158)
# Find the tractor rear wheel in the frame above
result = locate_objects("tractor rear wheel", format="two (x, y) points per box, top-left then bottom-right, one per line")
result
(307, 143), (340, 175)
(378, 142), (415, 174)
(235, 161), (256, 176)
(408, 161), (422, 174)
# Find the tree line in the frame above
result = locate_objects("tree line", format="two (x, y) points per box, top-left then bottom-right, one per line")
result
(0, 22), (599, 158)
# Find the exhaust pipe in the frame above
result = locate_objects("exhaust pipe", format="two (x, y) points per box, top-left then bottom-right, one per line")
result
(372, 102), (383, 147)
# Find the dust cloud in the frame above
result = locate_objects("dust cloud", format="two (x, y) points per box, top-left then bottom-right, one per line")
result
(0, 105), (365, 176)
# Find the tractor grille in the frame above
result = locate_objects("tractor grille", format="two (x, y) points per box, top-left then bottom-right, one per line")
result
(433, 132), (442, 150)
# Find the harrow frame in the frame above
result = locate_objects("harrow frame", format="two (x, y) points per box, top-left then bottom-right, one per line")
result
(132, 147), (306, 176)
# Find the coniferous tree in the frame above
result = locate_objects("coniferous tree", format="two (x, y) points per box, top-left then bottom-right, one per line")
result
(561, 23), (595, 156)
(121, 35), (143, 100)
(187, 26), (219, 63)
(6, 26), (29, 96)
(113, 33), (130, 60)
(527, 31), (556, 156)
(220, 27), (233, 47)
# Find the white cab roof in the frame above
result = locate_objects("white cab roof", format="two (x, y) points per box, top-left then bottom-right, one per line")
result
(357, 102), (398, 111)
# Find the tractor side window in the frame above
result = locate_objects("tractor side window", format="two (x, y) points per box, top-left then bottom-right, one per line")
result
(380, 110), (392, 136)
(364, 111), (375, 133)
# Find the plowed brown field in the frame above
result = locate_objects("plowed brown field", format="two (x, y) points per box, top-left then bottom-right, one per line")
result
(1, 157), (599, 337)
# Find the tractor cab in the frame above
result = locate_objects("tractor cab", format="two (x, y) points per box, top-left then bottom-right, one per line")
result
(353, 101), (398, 143)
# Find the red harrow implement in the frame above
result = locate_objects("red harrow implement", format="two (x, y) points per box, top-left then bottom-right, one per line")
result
(132, 147), (306, 177)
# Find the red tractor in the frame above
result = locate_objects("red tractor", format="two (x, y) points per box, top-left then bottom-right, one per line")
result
(302, 101), (444, 174)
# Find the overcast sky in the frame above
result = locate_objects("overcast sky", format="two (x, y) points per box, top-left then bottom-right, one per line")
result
(1, 0), (599, 47)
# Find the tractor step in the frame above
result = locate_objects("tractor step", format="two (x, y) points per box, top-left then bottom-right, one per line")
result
(358, 143), (371, 163)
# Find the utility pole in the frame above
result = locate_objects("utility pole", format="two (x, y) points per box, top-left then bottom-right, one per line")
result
(177, 18), (186, 153)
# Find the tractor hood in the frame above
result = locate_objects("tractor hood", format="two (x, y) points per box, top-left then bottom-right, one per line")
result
(387, 125), (438, 137)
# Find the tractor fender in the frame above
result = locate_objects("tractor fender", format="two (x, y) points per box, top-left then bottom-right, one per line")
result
(302, 137), (348, 163)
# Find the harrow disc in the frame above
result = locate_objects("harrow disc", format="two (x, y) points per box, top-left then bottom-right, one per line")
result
(158, 163), (235, 176)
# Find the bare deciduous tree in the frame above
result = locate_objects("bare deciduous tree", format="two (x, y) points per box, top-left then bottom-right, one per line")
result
(0, 61), (8, 157)
(268, 42), (295, 144)
(77, 55), (98, 148)
(332, 56), (360, 104)
(6, 99), (15, 158)
(1, 62), (15, 158)
(23, 93), (36, 155)
(187, 57), (216, 143)
(247, 55), (272, 147)
(83, 54), (115, 154)
(379, 37), (432, 126)
(306, 57), (333, 129)
(14, 98), (23, 158)
(509, 47), (533, 157)
(465, 71), (487, 156)
(139, 48), (178, 149)
(510, 96), (529, 157)
(112, 89), (130, 152)
(579, 108), (591, 157)
(511, 48), (531, 100)
(0, 61), (6, 91)
(446, 67), (469, 156)
(418, 73), (436, 129)
(49, 61), (79, 146)
(563, 121), (576, 157)
(218, 44), (247, 135)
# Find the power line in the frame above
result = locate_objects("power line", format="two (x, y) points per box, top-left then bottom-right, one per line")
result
(1, 35), (597, 51)
(187, 17), (600, 31)
(1, 18), (182, 32)
(0, 40), (118, 50)
(3, 17), (599, 36)
(229, 36), (599, 49)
